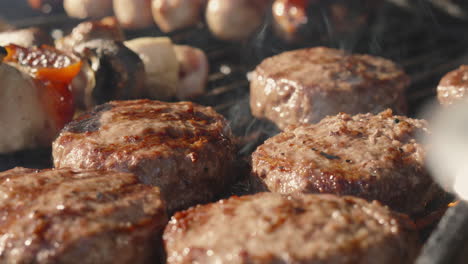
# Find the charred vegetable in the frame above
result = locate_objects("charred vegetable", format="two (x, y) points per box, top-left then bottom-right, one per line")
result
(74, 39), (146, 107)
(55, 17), (125, 52)
(0, 44), (81, 153)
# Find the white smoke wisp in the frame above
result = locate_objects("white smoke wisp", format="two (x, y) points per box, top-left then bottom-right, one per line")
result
(423, 100), (468, 200)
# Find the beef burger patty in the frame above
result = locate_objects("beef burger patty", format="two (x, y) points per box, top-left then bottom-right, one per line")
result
(437, 65), (468, 105)
(0, 167), (167, 264)
(52, 99), (236, 213)
(251, 109), (440, 215)
(164, 192), (419, 264)
(250, 47), (409, 130)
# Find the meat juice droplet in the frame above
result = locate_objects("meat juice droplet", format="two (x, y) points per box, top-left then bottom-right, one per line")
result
(24, 238), (32, 246)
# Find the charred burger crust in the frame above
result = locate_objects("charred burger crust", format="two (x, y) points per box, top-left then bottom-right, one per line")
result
(251, 110), (440, 215)
(437, 65), (468, 105)
(163, 192), (419, 264)
(250, 47), (410, 129)
(63, 103), (114, 133)
(0, 167), (167, 263)
(53, 99), (236, 213)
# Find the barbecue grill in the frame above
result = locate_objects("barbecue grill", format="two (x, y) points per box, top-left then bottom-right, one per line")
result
(1, 1), (468, 263)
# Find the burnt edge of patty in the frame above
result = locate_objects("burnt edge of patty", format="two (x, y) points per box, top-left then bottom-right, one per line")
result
(63, 103), (114, 133)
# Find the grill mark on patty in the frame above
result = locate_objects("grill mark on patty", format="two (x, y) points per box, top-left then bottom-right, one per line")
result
(63, 103), (114, 133)
(0, 168), (167, 263)
(0, 172), (141, 230)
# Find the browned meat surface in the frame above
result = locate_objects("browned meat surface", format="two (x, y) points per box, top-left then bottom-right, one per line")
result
(0, 27), (53, 47)
(0, 167), (167, 264)
(250, 47), (409, 130)
(251, 110), (441, 215)
(52, 99), (236, 213)
(164, 192), (419, 264)
(437, 65), (468, 105)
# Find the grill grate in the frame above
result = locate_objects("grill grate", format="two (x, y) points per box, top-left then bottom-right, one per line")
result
(0, 1), (467, 260)
(2, 1), (467, 168)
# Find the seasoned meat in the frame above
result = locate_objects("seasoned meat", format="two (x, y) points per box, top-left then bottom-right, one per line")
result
(55, 17), (125, 53)
(250, 47), (409, 130)
(113, 0), (154, 29)
(205, 0), (269, 41)
(174, 45), (209, 99)
(251, 110), (441, 215)
(0, 167), (167, 264)
(52, 99), (236, 213)
(164, 192), (419, 264)
(64, 0), (113, 19)
(0, 27), (53, 47)
(437, 65), (468, 105)
(152, 0), (206, 32)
